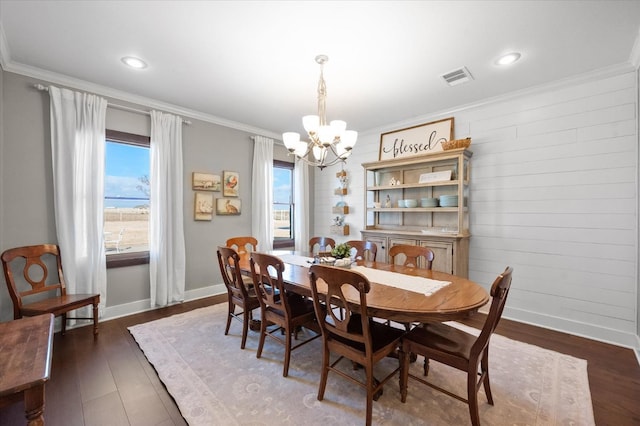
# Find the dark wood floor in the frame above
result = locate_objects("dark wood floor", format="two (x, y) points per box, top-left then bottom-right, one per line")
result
(1, 295), (639, 425)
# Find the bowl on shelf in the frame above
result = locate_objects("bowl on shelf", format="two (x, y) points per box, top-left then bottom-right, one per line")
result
(404, 199), (418, 208)
(439, 195), (459, 207)
(398, 200), (406, 208)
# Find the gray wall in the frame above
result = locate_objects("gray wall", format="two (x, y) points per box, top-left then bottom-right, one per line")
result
(0, 70), (259, 321)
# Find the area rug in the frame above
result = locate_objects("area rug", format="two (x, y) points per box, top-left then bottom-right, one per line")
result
(128, 304), (595, 425)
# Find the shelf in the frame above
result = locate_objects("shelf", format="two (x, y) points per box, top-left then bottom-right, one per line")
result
(330, 224), (350, 236)
(367, 207), (464, 213)
(332, 206), (350, 214)
(368, 180), (459, 191)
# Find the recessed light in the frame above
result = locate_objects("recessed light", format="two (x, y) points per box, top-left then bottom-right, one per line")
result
(121, 56), (147, 69)
(496, 52), (521, 66)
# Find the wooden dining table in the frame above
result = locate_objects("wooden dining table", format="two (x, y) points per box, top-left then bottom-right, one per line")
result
(0, 313), (54, 426)
(238, 250), (489, 323)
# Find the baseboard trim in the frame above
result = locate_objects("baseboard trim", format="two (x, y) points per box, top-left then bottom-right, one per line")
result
(64, 283), (226, 332)
(503, 306), (640, 352)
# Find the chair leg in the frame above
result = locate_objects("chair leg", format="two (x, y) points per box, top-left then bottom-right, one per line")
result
(61, 313), (67, 335)
(423, 357), (430, 376)
(283, 326), (292, 377)
(365, 364), (374, 426)
(225, 302), (234, 336)
(92, 302), (99, 337)
(256, 316), (267, 359)
(240, 307), (250, 349)
(468, 370), (481, 426)
(481, 350), (494, 405)
(317, 344), (329, 401)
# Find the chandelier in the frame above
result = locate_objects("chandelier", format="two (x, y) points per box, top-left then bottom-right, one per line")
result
(282, 55), (357, 170)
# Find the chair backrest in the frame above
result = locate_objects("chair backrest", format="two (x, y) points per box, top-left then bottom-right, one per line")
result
(309, 237), (336, 254)
(309, 265), (373, 351)
(1, 244), (66, 318)
(249, 252), (291, 318)
(388, 244), (434, 269)
(217, 246), (251, 302)
(226, 236), (258, 256)
(346, 240), (378, 262)
(471, 266), (514, 357)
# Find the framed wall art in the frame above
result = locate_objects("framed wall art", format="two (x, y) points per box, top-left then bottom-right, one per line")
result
(192, 172), (221, 191)
(216, 198), (241, 215)
(379, 117), (454, 161)
(194, 192), (214, 221)
(223, 171), (239, 197)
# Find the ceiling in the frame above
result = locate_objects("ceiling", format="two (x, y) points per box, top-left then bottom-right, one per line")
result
(1, 1), (639, 138)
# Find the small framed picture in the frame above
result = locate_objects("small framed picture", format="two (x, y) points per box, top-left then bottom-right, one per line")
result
(216, 198), (241, 215)
(223, 171), (239, 197)
(194, 192), (214, 221)
(192, 172), (221, 191)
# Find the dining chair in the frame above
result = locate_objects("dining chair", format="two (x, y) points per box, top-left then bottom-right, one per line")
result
(1, 244), (101, 336)
(309, 264), (405, 426)
(388, 244), (434, 269)
(226, 236), (258, 256)
(249, 252), (321, 377)
(346, 240), (378, 262)
(308, 236), (336, 255)
(399, 266), (514, 426)
(217, 246), (260, 349)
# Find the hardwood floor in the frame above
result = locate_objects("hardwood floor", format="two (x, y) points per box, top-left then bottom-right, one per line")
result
(1, 295), (638, 425)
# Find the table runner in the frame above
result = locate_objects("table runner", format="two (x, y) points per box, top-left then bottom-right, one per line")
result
(278, 253), (315, 268)
(276, 254), (450, 296)
(351, 265), (450, 296)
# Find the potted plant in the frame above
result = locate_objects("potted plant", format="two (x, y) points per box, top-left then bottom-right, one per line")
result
(331, 243), (352, 267)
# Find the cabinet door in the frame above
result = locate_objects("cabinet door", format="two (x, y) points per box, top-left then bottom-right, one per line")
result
(364, 236), (387, 263)
(419, 240), (453, 274)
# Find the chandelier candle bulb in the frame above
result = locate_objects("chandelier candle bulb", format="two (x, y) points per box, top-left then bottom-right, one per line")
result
(282, 54), (358, 170)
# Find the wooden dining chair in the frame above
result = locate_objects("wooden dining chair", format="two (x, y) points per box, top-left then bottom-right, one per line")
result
(249, 252), (321, 377)
(346, 240), (378, 262)
(309, 264), (405, 426)
(226, 236), (258, 256)
(388, 244), (434, 269)
(399, 266), (514, 426)
(308, 236), (336, 255)
(217, 246), (260, 349)
(1, 244), (100, 336)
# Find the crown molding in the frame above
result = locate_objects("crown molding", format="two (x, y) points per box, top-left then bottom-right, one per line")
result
(1, 58), (281, 140)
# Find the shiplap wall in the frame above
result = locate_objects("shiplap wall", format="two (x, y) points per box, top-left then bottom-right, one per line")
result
(313, 68), (639, 349)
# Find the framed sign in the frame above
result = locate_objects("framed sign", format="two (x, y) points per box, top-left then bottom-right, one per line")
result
(379, 117), (454, 161)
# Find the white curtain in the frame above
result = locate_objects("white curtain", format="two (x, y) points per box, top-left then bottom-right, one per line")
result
(149, 110), (186, 307)
(252, 136), (274, 251)
(49, 86), (107, 317)
(293, 159), (310, 251)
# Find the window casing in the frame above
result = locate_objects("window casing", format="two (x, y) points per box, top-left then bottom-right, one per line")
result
(273, 160), (295, 249)
(105, 129), (150, 268)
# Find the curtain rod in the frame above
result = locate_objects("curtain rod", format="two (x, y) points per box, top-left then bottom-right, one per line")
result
(33, 83), (192, 125)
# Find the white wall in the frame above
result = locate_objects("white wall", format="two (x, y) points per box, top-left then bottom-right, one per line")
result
(313, 66), (639, 349)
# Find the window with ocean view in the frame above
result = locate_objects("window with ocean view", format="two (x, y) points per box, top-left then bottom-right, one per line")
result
(273, 160), (294, 248)
(104, 130), (150, 262)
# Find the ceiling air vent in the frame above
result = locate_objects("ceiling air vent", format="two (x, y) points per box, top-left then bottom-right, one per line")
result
(441, 66), (474, 86)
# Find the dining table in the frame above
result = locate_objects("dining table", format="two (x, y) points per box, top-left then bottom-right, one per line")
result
(238, 250), (489, 323)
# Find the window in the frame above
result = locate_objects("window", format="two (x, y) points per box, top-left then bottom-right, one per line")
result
(273, 160), (294, 249)
(104, 130), (150, 268)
